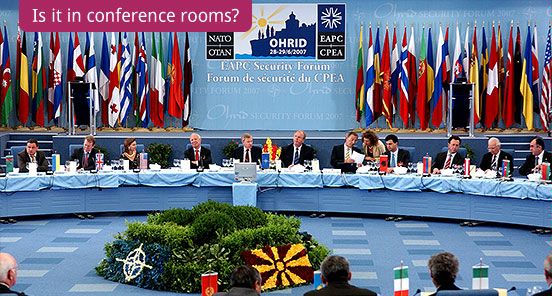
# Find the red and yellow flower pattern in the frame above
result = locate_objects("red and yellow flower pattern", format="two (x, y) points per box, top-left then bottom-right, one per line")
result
(262, 138), (281, 161)
(242, 244), (313, 290)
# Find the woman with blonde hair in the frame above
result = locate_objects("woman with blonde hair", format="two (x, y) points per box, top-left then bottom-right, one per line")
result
(362, 131), (386, 162)
(121, 138), (139, 169)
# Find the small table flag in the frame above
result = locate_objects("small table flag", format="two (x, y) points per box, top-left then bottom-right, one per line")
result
(201, 272), (218, 296)
(393, 264), (409, 296)
(472, 262), (489, 289)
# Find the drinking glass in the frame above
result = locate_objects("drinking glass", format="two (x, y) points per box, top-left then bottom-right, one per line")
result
(173, 159), (180, 168)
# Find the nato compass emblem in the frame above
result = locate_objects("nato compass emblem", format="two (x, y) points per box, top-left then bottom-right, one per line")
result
(320, 7), (342, 29)
(116, 243), (153, 282)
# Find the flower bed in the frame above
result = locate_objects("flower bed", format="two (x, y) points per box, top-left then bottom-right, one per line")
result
(96, 200), (329, 293)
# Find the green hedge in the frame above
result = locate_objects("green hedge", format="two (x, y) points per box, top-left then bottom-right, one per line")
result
(97, 201), (329, 293)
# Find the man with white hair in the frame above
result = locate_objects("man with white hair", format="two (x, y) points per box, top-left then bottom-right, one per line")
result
(534, 254), (552, 295)
(0, 252), (25, 295)
(479, 137), (513, 175)
(184, 133), (212, 169)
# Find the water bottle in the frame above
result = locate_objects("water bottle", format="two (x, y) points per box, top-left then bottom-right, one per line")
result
(139, 152), (148, 170)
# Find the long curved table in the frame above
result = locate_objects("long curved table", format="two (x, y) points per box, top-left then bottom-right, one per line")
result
(0, 169), (550, 227)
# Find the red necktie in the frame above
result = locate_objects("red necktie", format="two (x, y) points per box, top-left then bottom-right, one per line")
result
(444, 154), (452, 169)
(84, 152), (89, 165)
(195, 149), (200, 161)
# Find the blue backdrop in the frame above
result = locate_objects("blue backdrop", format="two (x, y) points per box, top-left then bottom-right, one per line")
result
(1, 0), (550, 130)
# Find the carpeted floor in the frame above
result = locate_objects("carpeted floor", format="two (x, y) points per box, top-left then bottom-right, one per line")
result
(0, 213), (548, 295)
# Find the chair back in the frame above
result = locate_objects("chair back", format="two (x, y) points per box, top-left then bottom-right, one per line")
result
(9, 146), (26, 168)
(69, 144), (82, 160)
(402, 146), (416, 162)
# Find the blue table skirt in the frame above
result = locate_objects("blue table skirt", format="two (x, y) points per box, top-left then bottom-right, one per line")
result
(0, 170), (550, 201)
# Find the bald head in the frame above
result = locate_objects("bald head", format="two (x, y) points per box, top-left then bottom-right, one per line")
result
(0, 253), (17, 287)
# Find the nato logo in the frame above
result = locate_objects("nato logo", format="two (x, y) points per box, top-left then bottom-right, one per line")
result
(318, 4), (345, 33)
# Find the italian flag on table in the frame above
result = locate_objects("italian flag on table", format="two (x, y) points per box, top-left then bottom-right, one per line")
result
(472, 263), (489, 289)
(393, 265), (409, 296)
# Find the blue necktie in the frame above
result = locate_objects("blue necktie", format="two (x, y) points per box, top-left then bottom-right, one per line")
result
(293, 148), (300, 165)
(391, 153), (396, 167)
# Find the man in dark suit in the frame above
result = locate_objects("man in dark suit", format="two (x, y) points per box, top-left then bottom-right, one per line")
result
(17, 138), (49, 173)
(330, 132), (362, 173)
(0, 252), (26, 296)
(519, 136), (552, 176)
(214, 265), (261, 296)
(70, 135), (100, 171)
(432, 135), (465, 174)
(304, 255), (376, 296)
(479, 137), (514, 176)
(533, 254), (552, 296)
(384, 134), (410, 173)
(184, 133), (212, 169)
(280, 130), (316, 167)
(232, 133), (262, 164)
(428, 252), (462, 296)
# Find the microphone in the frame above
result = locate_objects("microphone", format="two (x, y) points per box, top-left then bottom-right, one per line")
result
(507, 286), (516, 293)
(412, 288), (421, 296)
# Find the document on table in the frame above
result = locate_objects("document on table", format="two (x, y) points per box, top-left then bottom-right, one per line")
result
(351, 151), (364, 164)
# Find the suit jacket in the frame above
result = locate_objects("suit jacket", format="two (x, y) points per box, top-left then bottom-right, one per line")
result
(519, 151), (552, 176)
(304, 282), (377, 296)
(428, 283), (461, 296)
(184, 146), (212, 169)
(534, 287), (552, 296)
(232, 146), (262, 164)
(70, 147), (101, 171)
(280, 144), (316, 167)
(0, 283), (26, 295)
(17, 150), (49, 172)
(214, 287), (259, 296)
(330, 145), (362, 173)
(479, 150), (514, 173)
(385, 148), (411, 167)
(432, 151), (465, 171)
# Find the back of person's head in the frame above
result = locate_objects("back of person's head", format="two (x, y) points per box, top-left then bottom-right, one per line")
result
(385, 134), (399, 144)
(428, 252), (459, 287)
(230, 265), (261, 289)
(321, 255), (350, 284)
(0, 253), (17, 287)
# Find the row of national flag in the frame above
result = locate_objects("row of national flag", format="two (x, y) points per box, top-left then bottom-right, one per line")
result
(0, 29), (193, 128)
(355, 22), (552, 131)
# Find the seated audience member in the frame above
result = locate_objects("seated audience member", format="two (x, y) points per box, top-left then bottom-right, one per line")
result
(0, 252), (26, 296)
(184, 133), (212, 169)
(428, 252), (461, 296)
(432, 135), (465, 174)
(534, 254), (552, 296)
(362, 130), (386, 162)
(121, 138), (140, 170)
(330, 132), (362, 173)
(214, 265), (261, 296)
(17, 138), (49, 172)
(233, 133), (262, 164)
(479, 137), (513, 175)
(70, 135), (100, 171)
(384, 134), (410, 173)
(519, 136), (552, 176)
(304, 255), (376, 296)
(280, 130), (316, 167)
